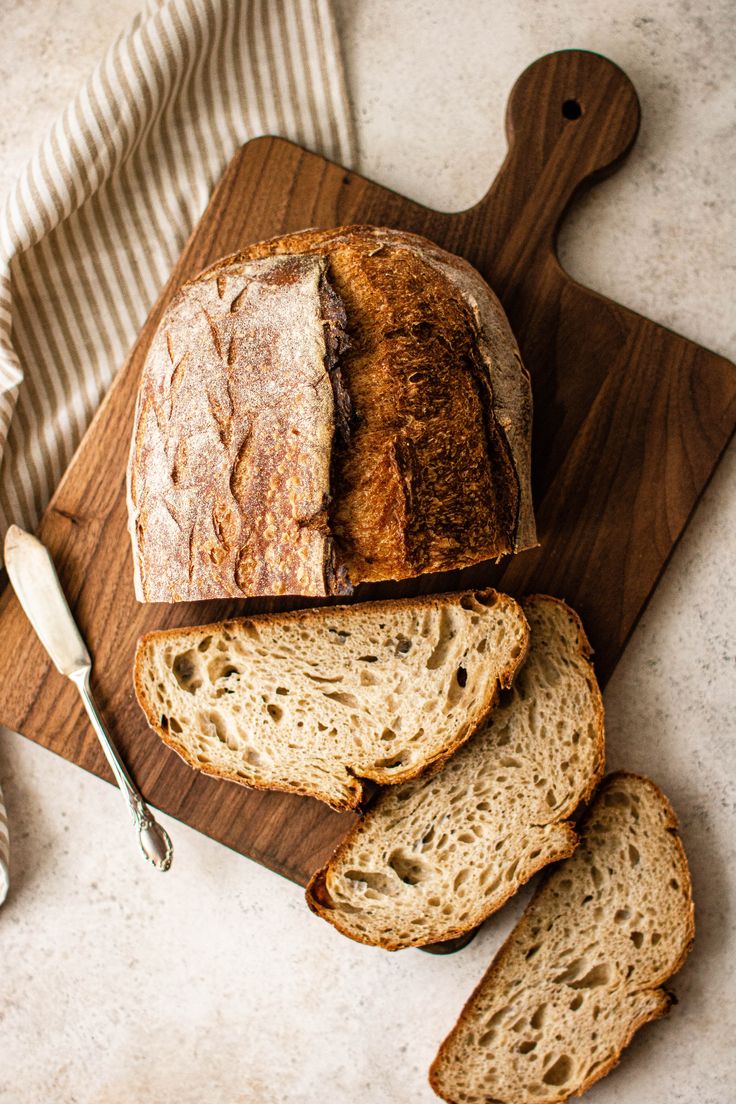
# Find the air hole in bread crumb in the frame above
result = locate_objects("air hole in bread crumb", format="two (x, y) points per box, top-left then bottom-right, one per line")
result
(566, 963), (611, 990)
(652, 931), (662, 945)
(358, 655), (378, 663)
(172, 650), (200, 693)
(456, 665), (468, 688)
(542, 1055), (573, 1086)
(209, 661), (242, 682)
(197, 636), (213, 652)
(344, 870), (396, 896)
(628, 844), (640, 866)
(267, 705), (283, 722)
(275, 686), (289, 696)
(388, 848), (429, 886)
(473, 592), (498, 607)
(518, 1040), (537, 1054)
(569, 994), (583, 1011)
(203, 710), (227, 743)
(630, 930), (644, 948)
(453, 869), (470, 892)
(323, 690), (360, 709)
(505, 858), (520, 881)
(169, 718), (182, 734)
(375, 752), (407, 770)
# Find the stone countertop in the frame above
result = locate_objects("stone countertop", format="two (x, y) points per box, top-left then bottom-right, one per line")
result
(0, 2), (734, 1102)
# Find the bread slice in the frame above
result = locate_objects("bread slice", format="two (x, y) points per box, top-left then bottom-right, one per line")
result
(429, 772), (694, 1104)
(306, 596), (604, 948)
(134, 589), (528, 811)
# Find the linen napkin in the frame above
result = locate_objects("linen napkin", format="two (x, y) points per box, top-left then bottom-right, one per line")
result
(0, 0), (356, 904)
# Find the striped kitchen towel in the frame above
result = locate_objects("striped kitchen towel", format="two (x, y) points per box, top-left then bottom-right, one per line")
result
(0, 795), (8, 905)
(0, 0), (356, 904)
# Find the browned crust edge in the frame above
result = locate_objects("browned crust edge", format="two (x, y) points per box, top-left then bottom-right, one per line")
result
(198, 225), (537, 558)
(133, 588), (529, 812)
(304, 594), (605, 947)
(428, 771), (696, 1104)
(306, 823), (578, 952)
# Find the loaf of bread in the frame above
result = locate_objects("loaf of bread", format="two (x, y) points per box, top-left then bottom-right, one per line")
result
(306, 596), (604, 948)
(429, 773), (694, 1104)
(133, 589), (528, 810)
(127, 225), (536, 602)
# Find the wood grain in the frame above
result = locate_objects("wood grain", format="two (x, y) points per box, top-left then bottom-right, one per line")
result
(0, 50), (734, 890)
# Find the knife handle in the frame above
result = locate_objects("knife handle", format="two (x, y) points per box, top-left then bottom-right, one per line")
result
(71, 668), (173, 871)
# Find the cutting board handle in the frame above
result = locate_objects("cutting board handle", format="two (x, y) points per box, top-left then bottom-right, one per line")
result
(464, 50), (641, 287)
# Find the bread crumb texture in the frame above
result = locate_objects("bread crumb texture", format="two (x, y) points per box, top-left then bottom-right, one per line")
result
(134, 589), (528, 810)
(307, 596), (604, 948)
(429, 772), (694, 1104)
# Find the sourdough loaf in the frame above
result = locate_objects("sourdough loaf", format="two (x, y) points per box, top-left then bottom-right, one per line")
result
(306, 596), (604, 948)
(429, 773), (694, 1104)
(127, 226), (535, 602)
(133, 589), (528, 810)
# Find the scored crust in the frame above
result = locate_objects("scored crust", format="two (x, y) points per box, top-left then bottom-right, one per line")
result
(428, 772), (695, 1104)
(133, 588), (530, 811)
(304, 594), (605, 947)
(128, 225), (536, 602)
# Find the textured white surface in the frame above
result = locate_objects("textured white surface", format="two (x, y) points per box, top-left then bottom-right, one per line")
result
(0, 1), (734, 1102)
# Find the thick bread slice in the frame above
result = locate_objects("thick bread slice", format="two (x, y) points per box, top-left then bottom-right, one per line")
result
(134, 589), (528, 811)
(306, 597), (604, 948)
(429, 773), (694, 1104)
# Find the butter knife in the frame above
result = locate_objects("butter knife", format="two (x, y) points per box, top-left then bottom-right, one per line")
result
(4, 525), (172, 870)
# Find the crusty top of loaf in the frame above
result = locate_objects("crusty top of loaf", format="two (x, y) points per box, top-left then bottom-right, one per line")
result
(127, 252), (350, 601)
(128, 225), (536, 601)
(232, 227), (537, 573)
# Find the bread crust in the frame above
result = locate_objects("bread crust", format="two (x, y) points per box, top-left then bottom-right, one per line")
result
(428, 771), (695, 1104)
(306, 824), (579, 952)
(133, 588), (529, 811)
(304, 595), (605, 947)
(128, 226), (536, 602)
(127, 252), (349, 601)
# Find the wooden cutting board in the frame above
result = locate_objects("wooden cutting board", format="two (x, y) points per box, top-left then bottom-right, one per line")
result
(1, 50), (734, 888)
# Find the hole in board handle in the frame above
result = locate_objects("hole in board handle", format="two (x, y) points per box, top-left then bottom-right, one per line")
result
(562, 99), (582, 120)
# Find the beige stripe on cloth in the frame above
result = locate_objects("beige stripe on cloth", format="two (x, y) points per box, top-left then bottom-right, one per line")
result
(0, 0), (356, 904)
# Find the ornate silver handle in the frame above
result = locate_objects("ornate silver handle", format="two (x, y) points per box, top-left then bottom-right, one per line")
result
(5, 525), (173, 872)
(71, 669), (172, 870)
